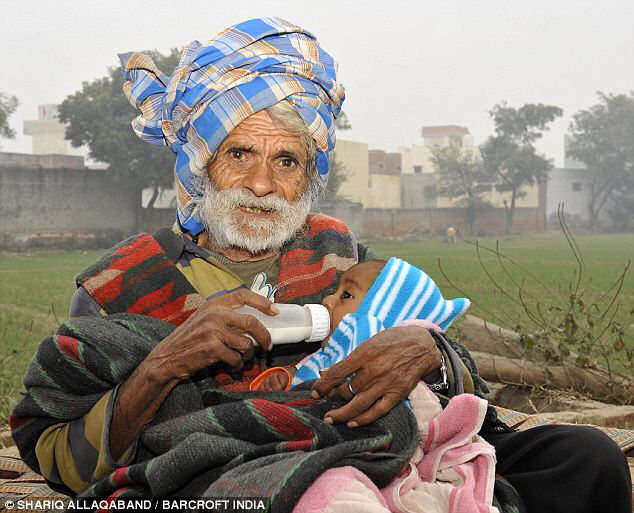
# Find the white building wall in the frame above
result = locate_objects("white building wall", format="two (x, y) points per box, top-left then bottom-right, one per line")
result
(333, 139), (370, 205)
(367, 174), (401, 208)
(398, 144), (436, 175)
(23, 104), (105, 169)
(546, 168), (594, 221)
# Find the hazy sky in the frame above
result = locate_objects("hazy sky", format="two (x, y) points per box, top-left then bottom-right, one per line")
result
(2, 0), (634, 167)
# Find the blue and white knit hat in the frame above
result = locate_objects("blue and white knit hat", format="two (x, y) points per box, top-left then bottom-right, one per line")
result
(355, 257), (470, 331)
(292, 257), (470, 386)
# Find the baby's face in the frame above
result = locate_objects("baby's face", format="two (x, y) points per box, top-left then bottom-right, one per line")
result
(321, 260), (384, 346)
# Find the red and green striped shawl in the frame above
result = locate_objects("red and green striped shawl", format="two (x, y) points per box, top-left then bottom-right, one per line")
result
(76, 213), (362, 326)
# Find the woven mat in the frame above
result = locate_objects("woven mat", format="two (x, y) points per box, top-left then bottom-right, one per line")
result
(0, 446), (67, 512)
(494, 406), (634, 453)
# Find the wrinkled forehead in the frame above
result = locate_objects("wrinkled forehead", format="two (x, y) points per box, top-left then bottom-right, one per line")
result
(217, 110), (310, 162)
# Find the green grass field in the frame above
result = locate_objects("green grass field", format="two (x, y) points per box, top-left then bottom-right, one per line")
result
(370, 233), (634, 330)
(0, 250), (103, 429)
(1, 234), (632, 428)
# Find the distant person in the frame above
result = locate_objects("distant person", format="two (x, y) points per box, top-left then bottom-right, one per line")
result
(446, 225), (457, 243)
(11, 17), (631, 513)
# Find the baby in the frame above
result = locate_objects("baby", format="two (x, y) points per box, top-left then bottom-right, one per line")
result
(252, 257), (470, 391)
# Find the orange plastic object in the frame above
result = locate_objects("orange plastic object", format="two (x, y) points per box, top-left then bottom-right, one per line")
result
(249, 367), (292, 391)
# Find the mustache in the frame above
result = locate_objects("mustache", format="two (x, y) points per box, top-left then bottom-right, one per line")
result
(198, 180), (312, 253)
(214, 188), (295, 213)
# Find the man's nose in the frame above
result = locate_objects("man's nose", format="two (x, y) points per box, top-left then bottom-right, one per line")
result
(241, 160), (277, 197)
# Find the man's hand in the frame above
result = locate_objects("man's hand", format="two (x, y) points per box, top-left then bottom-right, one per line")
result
(110, 289), (277, 461)
(143, 288), (278, 382)
(311, 325), (440, 428)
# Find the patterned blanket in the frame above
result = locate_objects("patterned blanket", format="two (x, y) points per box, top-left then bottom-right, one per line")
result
(10, 314), (418, 512)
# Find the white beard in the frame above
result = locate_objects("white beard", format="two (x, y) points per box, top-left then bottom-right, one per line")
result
(199, 180), (312, 253)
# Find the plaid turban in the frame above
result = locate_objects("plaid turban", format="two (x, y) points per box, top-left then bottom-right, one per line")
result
(119, 17), (345, 236)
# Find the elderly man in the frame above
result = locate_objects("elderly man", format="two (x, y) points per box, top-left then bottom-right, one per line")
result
(11, 17), (630, 513)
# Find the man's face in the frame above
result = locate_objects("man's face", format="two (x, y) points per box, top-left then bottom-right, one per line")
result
(200, 110), (312, 253)
(321, 261), (385, 344)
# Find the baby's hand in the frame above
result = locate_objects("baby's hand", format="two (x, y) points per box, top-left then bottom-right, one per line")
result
(259, 370), (289, 391)
(252, 367), (294, 391)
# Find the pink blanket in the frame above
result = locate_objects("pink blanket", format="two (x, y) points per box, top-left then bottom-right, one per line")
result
(293, 385), (498, 513)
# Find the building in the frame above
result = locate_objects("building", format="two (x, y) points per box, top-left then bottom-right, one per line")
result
(332, 139), (370, 205)
(546, 131), (619, 228)
(23, 105), (72, 156)
(401, 125), (471, 209)
(0, 150), (141, 249)
(399, 144), (436, 176)
(401, 173), (438, 209)
(0, 152), (84, 170)
(420, 125), (474, 149)
(547, 132), (619, 228)
(334, 145), (403, 209)
(368, 150), (401, 175)
(399, 125), (475, 176)
(399, 125), (540, 211)
(367, 150), (401, 208)
(546, 168), (596, 225)
(23, 104), (105, 169)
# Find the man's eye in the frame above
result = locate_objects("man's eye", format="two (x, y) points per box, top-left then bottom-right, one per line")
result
(279, 157), (297, 168)
(340, 291), (353, 300)
(229, 149), (246, 160)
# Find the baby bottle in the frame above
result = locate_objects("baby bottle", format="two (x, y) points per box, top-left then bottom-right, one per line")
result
(235, 304), (330, 345)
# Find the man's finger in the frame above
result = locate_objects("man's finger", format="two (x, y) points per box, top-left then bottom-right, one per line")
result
(225, 288), (279, 315)
(323, 383), (384, 424)
(223, 311), (272, 350)
(345, 393), (402, 427)
(210, 341), (244, 370)
(327, 365), (379, 400)
(311, 357), (362, 398)
(220, 331), (255, 361)
(329, 379), (355, 401)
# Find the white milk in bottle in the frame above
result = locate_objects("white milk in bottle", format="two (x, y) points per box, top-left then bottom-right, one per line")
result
(235, 304), (330, 345)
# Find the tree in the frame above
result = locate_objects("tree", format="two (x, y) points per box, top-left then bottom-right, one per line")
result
(322, 112), (351, 203)
(431, 145), (492, 235)
(480, 102), (562, 234)
(58, 49), (180, 226)
(335, 111), (351, 131)
(567, 93), (634, 231)
(606, 163), (634, 232)
(608, 184), (634, 232)
(0, 93), (19, 145)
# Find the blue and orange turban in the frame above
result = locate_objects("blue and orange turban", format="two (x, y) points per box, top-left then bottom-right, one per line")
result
(119, 17), (345, 236)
